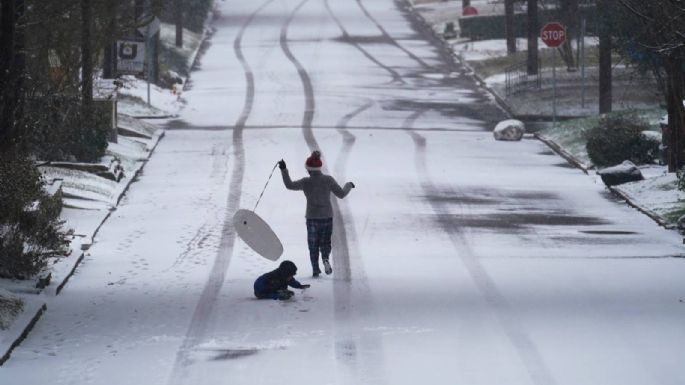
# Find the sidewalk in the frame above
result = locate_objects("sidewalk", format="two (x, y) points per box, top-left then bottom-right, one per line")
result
(0, 21), (208, 365)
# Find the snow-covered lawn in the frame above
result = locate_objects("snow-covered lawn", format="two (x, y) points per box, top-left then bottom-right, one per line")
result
(533, 109), (685, 225)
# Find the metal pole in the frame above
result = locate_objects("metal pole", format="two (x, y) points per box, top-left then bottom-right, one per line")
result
(580, 18), (586, 109)
(146, 33), (151, 106)
(553, 48), (557, 127)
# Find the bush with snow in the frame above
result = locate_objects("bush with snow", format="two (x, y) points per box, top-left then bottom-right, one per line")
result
(493, 119), (525, 141)
(585, 114), (659, 167)
(0, 289), (24, 330)
(0, 153), (68, 279)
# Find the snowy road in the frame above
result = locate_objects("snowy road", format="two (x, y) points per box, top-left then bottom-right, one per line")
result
(4, 0), (685, 384)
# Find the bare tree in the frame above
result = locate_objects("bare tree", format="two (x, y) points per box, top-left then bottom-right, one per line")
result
(81, 0), (93, 117)
(614, 0), (685, 170)
(102, 0), (118, 79)
(527, 0), (538, 75)
(598, 0), (612, 114)
(505, 0), (516, 54)
(0, 0), (25, 151)
(559, 0), (578, 70)
(175, 0), (183, 48)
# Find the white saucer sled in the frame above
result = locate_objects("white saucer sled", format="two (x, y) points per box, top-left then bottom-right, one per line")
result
(233, 209), (283, 261)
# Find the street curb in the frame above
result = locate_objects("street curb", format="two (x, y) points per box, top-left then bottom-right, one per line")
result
(534, 133), (591, 174)
(0, 14), (206, 367)
(50, 127), (166, 297)
(608, 186), (676, 229)
(131, 115), (175, 120)
(53, 251), (86, 296)
(406, 1), (679, 232)
(0, 299), (46, 366)
(399, 0), (515, 119)
(536, 132), (676, 229)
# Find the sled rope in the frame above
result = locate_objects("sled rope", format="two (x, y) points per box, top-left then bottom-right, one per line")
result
(253, 163), (279, 212)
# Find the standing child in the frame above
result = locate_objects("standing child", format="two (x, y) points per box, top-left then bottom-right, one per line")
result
(278, 151), (355, 277)
(254, 260), (310, 300)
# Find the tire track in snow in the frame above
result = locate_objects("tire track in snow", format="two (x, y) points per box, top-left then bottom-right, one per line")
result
(168, 1), (273, 383)
(281, 1), (386, 380)
(401, 113), (558, 385)
(355, 0), (433, 70)
(323, 0), (405, 84)
(332, 100), (389, 382)
(280, 0), (352, 281)
(333, 101), (372, 183)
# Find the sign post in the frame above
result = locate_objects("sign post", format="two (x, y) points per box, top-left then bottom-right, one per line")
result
(138, 17), (161, 106)
(541, 22), (567, 127)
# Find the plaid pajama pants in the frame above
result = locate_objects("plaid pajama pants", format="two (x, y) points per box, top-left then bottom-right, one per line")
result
(306, 218), (333, 273)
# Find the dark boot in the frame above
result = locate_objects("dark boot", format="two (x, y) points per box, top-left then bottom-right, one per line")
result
(311, 255), (321, 277)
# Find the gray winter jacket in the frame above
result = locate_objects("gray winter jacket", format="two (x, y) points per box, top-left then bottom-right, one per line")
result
(280, 169), (352, 218)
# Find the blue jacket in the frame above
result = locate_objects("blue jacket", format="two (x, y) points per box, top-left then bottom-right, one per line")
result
(254, 268), (304, 300)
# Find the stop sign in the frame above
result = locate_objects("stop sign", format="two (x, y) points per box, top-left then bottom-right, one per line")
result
(540, 22), (567, 48)
(462, 6), (478, 16)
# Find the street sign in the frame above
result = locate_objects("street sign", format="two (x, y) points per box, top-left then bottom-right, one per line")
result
(137, 16), (161, 37)
(116, 40), (145, 74)
(541, 22), (567, 48)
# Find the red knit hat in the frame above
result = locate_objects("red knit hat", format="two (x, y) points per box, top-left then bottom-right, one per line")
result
(305, 150), (322, 171)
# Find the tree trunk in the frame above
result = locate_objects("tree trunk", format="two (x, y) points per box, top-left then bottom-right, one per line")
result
(0, 0), (13, 80)
(0, 0), (15, 148)
(505, 0), (516, 54)
(102, 1), (118, 79)
(81, 0), (92, 121)
(0, 0), (23, 151)
(527, 0), (538, 75)
(462, 0), (471, 8)
(134, 0), (144, 27)
(559, 0), (578, 70)
(666, 58), (685, 172)
(175, 0), (183, 47)
(598, 0), (612, 114)
(12, 0), (24, 133)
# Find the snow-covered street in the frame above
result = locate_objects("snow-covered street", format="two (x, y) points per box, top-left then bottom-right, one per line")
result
(3, 0), (685, 384)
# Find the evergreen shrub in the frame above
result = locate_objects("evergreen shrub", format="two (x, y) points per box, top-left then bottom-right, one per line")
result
(585, 114), (660, 168)
(0, 153), (68, 279)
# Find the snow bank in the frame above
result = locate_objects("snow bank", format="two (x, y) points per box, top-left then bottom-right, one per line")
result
(597, 161), (643, 186)
(0, 289), (23, 331)
(493, 119), (525, 141)
(117, 75), (182, 118)
(118, 113), (159, 138)
(0, 288), (45, 365)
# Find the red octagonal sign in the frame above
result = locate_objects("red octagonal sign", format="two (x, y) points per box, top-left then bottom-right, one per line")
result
(541, 22), (567, 48)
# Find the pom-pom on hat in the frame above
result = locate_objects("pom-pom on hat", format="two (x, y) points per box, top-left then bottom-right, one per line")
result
(305, 150), (323, 171)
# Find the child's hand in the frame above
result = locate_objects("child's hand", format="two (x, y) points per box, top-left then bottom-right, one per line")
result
(300, 284), (311, 289)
